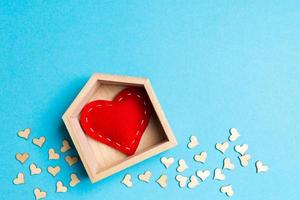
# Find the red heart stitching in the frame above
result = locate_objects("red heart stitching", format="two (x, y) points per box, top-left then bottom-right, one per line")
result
(79, 88), (152, 155)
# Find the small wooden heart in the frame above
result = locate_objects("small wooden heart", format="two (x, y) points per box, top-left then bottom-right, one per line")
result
(18, 128), (30, 140)
(69, 173), (80, 187)
(32, 136), (46, 148)
(122, 174), (133, 187)
(187, 135), (199, 149)
(56, 181), (68, 193)
(160, 157), (174, 169)
(138, 171), (151, 183)
(256, 160), (268, 173)
(239, 154), (251, 167)
(34, 188), (46, 200)
(214, 168), (226, 181)
(48, 148), (59, 160)
(177, 159), (188, 173)
(47, 166), (61, 177)
(234, 144), (248, 155)
(65, 156), (78, 166)
(196, 170), (210, 181)
(30, 163), (42, 175)
(187, 175), (199, 189)
(175, 175), (188, 188)
(220, 185), (234, 197)
(194, 151), (207, 163)
(215, 142), (229, 154)
(13, 172), (25, 185)
(229, 128), (240, 141)
(16, 153), (29, 164)
(61, 139), (71, 153)
(223, 157), (235, 170)
(156, 174), (167, 188)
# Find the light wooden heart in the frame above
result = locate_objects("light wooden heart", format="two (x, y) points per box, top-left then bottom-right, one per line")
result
(48, 148), (59, 160)
(18, 128), (30, 140)
(61, 139), (71, 153)
(220, 185), (234, 197)
(187, 175), (199, 189)
(196, 170), (210, 181)
(194, 151), (207, 163)
(188, 135), (199, 149)
(229, 128), (240, 141)
(239, 154), (251, 167)
(234, 144), (248, 155)
(56, 181), (68, 193)
(156, 174), (167, 188)
(223, 157), (234, 170)
(69, 173), (80, 187)
(16, 153), (29, 164)
(32, 136), (45, 148)
(34, 188), (46, 200)
(215, 142), (229, 154)
(13, 172), (25, 185)
(65, 156), (78, 166)
(122, 174), (132, 187)
(160, 157), (174, 169)
(138, 171), (151, 183)
(214, 168), (226, 181)
(175, 175), (188, 188)
(47, 166), (61, 177)
(30, 163), (42, 175)
(177, 159), (188, 173)
(256, 160), (268, 173)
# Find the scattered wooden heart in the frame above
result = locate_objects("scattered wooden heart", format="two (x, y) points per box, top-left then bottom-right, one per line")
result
(187, 175), (199, 189)
(65, 156), (78, 166)
(13, 172), (25, 185)
(69, 173), (80, 187)
(239, 154), (251, 167)
(160, 157), (174, 169)
(229, 128), (240, 142)
(255, 160), (268, 173)
(214, 168), (226, 181)
(138, 171), (151, 183)
(215, 142), (229, 154)
(156, 174), (167, 188)
(188, 135), (199, 149)
(194, 151), (207, 163)
(61, 139), (71, 153)
(32, 136), (46, 148)
(30, 163), (42, 175)
(47, 166), (61, 177)
(122, 174), (132, 187)
(234, 144), (248, 155)
(196, 170), (210, 181)
(33, 188), (46, 200)
(18, 128), (30, 140)
(16, 153), (29, 164)
(56, 181), (68, 193)
(48, 148), (60, 160)
(175, 175), (188, 188)
(223, 158), (234, 170)
(220, 184), (234, 197)
(177, 159), (188, 173)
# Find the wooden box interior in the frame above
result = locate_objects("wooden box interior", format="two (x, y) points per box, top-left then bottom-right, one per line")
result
(68, 81), (170, 177)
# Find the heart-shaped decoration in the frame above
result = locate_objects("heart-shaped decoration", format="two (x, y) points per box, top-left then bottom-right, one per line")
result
(47, 166), (61, 177)
(214, 168), (226, 181)
(122, 174), (133, 187)
(175, 175), (188, 188)
(80, 88), (152, 156)
(34, 188), (46, 200)
(215, 142), (229, 154)
(13, 172), (25, 185)
(239, 154), (251, 167)
(30, 163), (42, 175)
(138, 171), (151, 183)
(56, 181), (68, 193)
(177, 159), (188, 173)
(18, 128), (30, 140)
(32, 136), (45, 148)
(187, 135), (199, 149)
(160, 157), (174, 169)
(229, 128), (240, 141)
(234, 144), (248, 155)
(194, 151), (207, 163)
(65, 156), (78, 166)
(61, 139), (71, 152)
(48, 148), (59, 160)
(69, 173), (80, 187)
(256, 160), (268, 173)
(156, 174), (167, 188)
(188, 175), (199, 189)
(16, 153), (29, 164)
(196, 170), (210, 181)
(223, 157), (235, 170)
(220, 185), (234, 197)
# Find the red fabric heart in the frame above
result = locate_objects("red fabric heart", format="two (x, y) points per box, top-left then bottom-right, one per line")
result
(79, 87), (152, 156)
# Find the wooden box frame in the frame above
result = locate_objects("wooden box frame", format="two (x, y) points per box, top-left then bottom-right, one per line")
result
(62, 73), (177, 183)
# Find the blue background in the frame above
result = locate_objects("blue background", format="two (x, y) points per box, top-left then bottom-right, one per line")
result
(1, 1), (299, 199)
